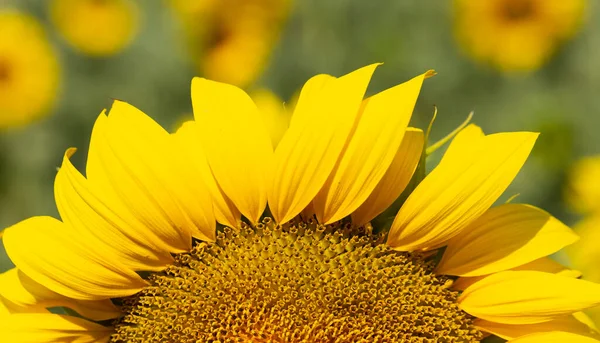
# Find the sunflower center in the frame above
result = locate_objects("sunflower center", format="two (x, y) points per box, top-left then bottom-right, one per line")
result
(110, 218), (482, 342)
(499, 0), (536, 22)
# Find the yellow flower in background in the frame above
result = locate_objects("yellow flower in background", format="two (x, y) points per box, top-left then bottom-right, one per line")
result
(567, 156), (600, 215)
(50, 0), (139, 57)
(0, 11), (59, 129)
(454, 0), (586, 72)
(1, 65), (600, 342)
(171, 0), (292, 88)
(565, 156), (600, 324)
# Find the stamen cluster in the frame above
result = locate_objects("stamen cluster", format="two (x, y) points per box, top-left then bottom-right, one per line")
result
(111, 218), (482, 342)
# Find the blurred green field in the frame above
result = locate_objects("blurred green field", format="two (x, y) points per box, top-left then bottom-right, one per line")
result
(0, 0), (598, 272)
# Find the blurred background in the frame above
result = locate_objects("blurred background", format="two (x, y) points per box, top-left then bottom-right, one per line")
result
(0, 0), (599, 320)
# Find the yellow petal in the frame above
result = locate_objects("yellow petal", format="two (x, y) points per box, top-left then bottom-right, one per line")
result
(56, 148), (173, 271)
(513, 257), (582, 278)
(87, 106), (202, 252)
(105, 101), (216, 241)
(172, 121), (240, 228)
(477, 315), (600, 340)
(508, 332), (600, 343)
(351, 128), (424, 226)
(437, 204), (578, 276)
(0, 313), (112, 343)
(192, 78), (273, 223)
(313, 72), (430, 224)
(0, 269), (120, 321)
(251, 89), (290, 149)
(459, 271), (600, 324)
(3, 216), (146, 300)
(574, 311), (599, 331)
(269, 64), (379, 224)
(452, 257), (580, 291)
(441, 123), (485, 160)
(0, 298), (11, 315)
(388, 128), (538, 251)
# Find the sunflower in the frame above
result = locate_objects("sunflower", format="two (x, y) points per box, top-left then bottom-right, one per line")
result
(49, 0), (139, 57)
(170, 0), (292, 88)
(0, 11), (60, 129)
(565, 156), (600, 324)
(454, 0), (586, 72)
(2, 64), (600, 342)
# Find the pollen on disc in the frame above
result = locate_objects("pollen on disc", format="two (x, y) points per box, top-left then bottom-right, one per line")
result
(110, 217), (483, 342)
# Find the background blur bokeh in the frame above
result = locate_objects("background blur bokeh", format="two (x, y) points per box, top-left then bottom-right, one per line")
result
(0, 0), (598, 289)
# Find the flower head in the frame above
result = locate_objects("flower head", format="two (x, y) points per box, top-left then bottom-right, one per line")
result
(50, 0), (139, 57)
(454, 0), (586, 72)
(0, 11), (59, 129)
(1, 65), (599, 342)
(171, 0), (292, 87)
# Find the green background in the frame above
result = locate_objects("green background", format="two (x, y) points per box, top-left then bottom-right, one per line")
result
(0, 0), (598, 278)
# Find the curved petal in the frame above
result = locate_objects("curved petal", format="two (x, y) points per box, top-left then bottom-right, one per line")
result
(56, 148), (173, 271)
(86, 103), (210, 253)
(3, 216), (146, 300)
(192, 78), (273, 223)
(313, 71), (432, 224)
(508, 332), (600, 343)
(268, 64), (379, 224)
(459, 271), (600, 325)
(172, 121), (240, 228)
(437, 204), (578, 276)
(388, 127), (538, 251)
(452, 257), (580, 291)
(351, 128), (424, 226)
(0, 269), (120, 321)
(476, 314), (600, 341)
(0, 313), (112, 343)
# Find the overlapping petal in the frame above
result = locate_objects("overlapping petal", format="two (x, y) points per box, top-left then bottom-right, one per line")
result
(3, 216), (146, 300)
(0, 313), (112, 343)
(437, 204), (578, 276)
(459, 271), (600, 324)
(508, 332), (600, 343)
(388, 126), (538, 251)
(351, 128), (424, 226)
(192, 78), (273, 223)
(56, 148), (174, 271)
(268, 64), (379, 224)
(0, 269), (120, 321)
(452, 257), (581, 291)
(312, 71), (432, 224)
(86, 103), (215, 252)
(476, 314), (600, 341)
(172, 121), (240, 227)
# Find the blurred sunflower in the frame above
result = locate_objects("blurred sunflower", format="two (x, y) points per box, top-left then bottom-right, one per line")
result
(566, 156), (600, 215)
(0, 11), (60, 129)
(171, 0), (292, 88)
(565, 156), (600, 323)
(49, 0), (139, 57)
(454, 0), (586, 72)
(1, 65), (600, 342)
